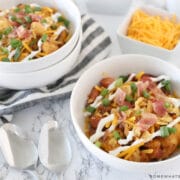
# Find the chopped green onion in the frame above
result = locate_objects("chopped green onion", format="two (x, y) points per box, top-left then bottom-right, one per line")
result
(11, 15), (17, 22)
(33, 6), (41, 12)
(119, 75), (128, 83)
(115, 78), (123, 87)
(13, 48), (21, 61)
(58, 16), (70, 27)
(102, 98), (110, 106)
(41, 34), (48, 42)
(119, 105), (129, 112)
(135, 110), (142, 115)
(168, 127), (176, 134)
(160, 126), (169, 137)
(95, 141), (101, 148)
(14, 7), (20, 12)
(101, 88), (109, 97)
(160, 126), (176, 137)
(161, 80), (171, 93)
(164, 102), (170, 108)
(113, 131), (121, 140)
(0, 47), (8, 54)
(50, 24), (58, 30)
(86, 106), (96, 113)
(1, 57), (10, 62)
(0, 33), (2, 40)
(24, 16), (32, 23)
(10, 39), (22, 49)
(130, 82), (137, 95)
(25, 5), (33, 13)
(3, 27), (12, 35)
(41, 19), (47, 24)
(125, 95), (134, 103)
(16, 18), (23, 24)
(142, 90), (150, 99)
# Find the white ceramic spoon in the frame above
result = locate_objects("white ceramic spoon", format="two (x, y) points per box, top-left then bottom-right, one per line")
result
(0, 123), (38, 169)
(38, 120), (72, 180)
(0, 123), (39, 179)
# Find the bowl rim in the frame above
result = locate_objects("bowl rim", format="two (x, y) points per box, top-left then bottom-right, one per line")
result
(70, 54), (180, 167)
(117, 4), (180, 53)
(0, 0), (81, 65)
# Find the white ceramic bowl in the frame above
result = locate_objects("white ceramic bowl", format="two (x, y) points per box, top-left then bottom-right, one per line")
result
(0, 0), (81, 73)
(70, 54), (180, 172)
(117, 5), (180, 61)
(0, 31), (82, 89)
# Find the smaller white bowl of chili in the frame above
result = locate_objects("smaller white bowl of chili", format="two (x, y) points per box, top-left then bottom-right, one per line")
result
(0, 0), (81, 73)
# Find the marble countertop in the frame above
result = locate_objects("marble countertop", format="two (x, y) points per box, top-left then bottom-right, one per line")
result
(1, 1), (180, 180)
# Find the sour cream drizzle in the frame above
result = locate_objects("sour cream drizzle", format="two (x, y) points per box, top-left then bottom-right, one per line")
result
(151, 75), (170, 82)
(109, 116), (180, 156)
(90, 114), (114, 143)
(127, 73), (136, 82)
(52, 12), (62, 23)
(54, 26), (67, 39)
(8, 50), (16, 60)
(118, 130), (134, 145)
(0, 9), (9, 16)
(22, 39), (43, 61)
(168, 97), (180, 108)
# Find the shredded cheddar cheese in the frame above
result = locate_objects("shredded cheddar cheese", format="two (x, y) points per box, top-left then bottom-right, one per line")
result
(136, 71), (144, 80)
(118, 142), (144, 158)
(127, 10), (180, 50)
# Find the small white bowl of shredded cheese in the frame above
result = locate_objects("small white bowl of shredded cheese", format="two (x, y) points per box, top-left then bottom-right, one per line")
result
(70, 54), (180, 172)
(117, 5), (180, 61)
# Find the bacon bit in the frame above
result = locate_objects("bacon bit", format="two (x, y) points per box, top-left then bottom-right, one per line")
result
(141, 75), (156, 90)
(137, 81), (149, 96)
(137, 112), (158, 131)
(29, 14), (41, 22)
(16, 25), (31, 39)
(114, 88), (126, 105)
(10, 21), (19, 27)
(8, 30), (17, 38)
(152, 100), (167, 117)
(119, 111), (127, 122)
(122, 101), (133, 108)
(100, 77), (115, 88)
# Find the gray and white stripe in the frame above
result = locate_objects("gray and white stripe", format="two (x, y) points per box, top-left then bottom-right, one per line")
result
(0, 14), (112, 115)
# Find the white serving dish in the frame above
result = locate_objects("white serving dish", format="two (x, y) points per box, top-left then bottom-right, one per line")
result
(85, 0), (133, 15)
(0, 0), (81, 73)
(166, 0), (180, 17)
(70, 54), (180, 172)
(117, 5), (180, 60)
(0, 31), (81, 89)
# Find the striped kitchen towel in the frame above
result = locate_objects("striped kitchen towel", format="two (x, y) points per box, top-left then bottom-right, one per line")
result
(0, 14), (112, 116)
